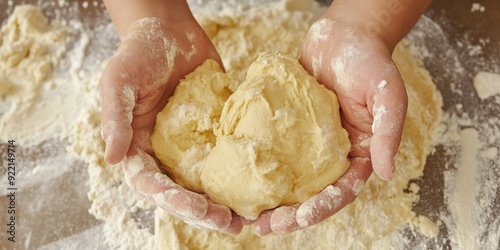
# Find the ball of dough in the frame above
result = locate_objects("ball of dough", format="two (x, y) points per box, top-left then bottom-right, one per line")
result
(151, 53), (350, 219)
(201, 53), (350, 219)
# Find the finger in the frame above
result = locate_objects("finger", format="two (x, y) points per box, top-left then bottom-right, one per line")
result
(339, 105), (371, 159)
(224, 212), (244, 235)
(252, 210), (273, 236)
(123, 149), (208, 219)
(269, 205), (300, 234)
(295, 157), (372, 229)
(183, 203), (242, 234)
(101, 58), (136, 165)
(369, 67), (408, 180)
(263, 158), (372, 234)
(128, 127), (153, 156)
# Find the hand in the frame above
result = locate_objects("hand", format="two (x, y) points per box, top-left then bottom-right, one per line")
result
(251, 17), (408, 235)
(100, 17), (243, 234)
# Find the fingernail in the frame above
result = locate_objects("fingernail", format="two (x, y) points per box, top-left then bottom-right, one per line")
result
(103, 137), (114, 165)
(254, 225), (264, 236)
(379, 166), (394, 180)
(224, 215), (244, 235)
(104, 143), (110, 164)
(253, 224), (271, 237)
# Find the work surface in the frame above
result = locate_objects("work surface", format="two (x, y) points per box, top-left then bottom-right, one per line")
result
(0, 0), (499, 249)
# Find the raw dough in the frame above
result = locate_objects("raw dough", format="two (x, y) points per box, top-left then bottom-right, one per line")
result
(151, 52), (350, 219)
(201, 53), (350, 218)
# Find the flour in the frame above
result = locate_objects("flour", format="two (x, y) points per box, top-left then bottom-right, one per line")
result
(1, 3), (155, 249)
(1, 1), (499, 249)
(378, 79), (388, 90)
(452, 128), (481, 248)
(437, 112), (500, 250)
(0, 5), (69, 146)
(473, 71), (500, 99)
(471, 3), (486, 13)
(371, 104), (387, 133)
(0, 4), (116, 249)
(407, 14), (500, 249)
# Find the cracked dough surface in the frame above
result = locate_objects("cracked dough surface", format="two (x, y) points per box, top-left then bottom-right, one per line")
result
(151, 52), (350, 219)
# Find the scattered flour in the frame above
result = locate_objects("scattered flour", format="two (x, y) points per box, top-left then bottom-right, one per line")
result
(452, 128), (481, 248)
(437, 112), (500, 250)
(471, 3), (486, 13)
(378, 79), (388, 90)
(473, 71), (500, 99)
(1, 0), (499, 249)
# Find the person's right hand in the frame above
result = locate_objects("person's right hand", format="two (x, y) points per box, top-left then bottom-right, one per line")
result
(251, 16), (408, 236)
(100, 14), (243, 234)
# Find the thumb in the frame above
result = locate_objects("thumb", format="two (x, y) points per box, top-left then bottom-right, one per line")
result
(101, 58), (136, 164)
(369, 66), (408, 180)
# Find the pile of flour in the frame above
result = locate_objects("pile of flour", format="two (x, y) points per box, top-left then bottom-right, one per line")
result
(1, 0), (498, 249)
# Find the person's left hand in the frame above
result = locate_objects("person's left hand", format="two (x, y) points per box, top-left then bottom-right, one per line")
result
(100, 17), (243, 234)
(251, 17), (408, 236)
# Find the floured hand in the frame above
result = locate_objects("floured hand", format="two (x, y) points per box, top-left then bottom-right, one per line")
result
(100, 16), (242, 234)
(252, 17), (408, 235)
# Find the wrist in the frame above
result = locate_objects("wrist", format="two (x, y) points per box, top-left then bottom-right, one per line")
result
(323, 0), (431, 52)
(104, 0), (195, 38)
